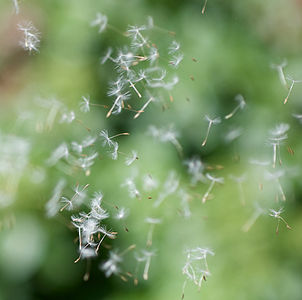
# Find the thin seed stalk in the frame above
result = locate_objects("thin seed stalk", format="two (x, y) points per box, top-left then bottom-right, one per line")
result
(202, 180), (215, 203)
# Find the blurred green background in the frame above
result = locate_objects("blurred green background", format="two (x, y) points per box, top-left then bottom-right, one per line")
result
(1, 0), (302, 299)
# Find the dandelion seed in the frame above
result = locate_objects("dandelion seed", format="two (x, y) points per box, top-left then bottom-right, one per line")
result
(284, 76), (302, 104)
(127, 25), (148, 48)
(101, 47), (114, 64)
(148, 125), (183, 156)
(169, 53), (184, 68)
(106, 91), (131, 118)
(145, 217), (161, 247)
(100, 250), (122, 277)
(184, 157), (206, 185)
(18, 22), (40, 53)
(71, 214), (85, 250)
(125, 150), (138, 166)
(134, 96), (154, 119)
(269, 208), (292, 234)
(122, 176), (140, 199)
(229, 174), (247, 206)
(182, 247), (214, 295)
(96, 226), (117, 254)
(60, 197), (73, 211)
(201, 115), (221, 147)
(46, 179), (66, 217)
(224, 94), (246, 120)
(225, 127), (243, 143)
(202, 173), (224, 203)
(202, 0), (208, 14)
(271, 60), (288, 88)
(179, 189), (192, 218)
(128, 80), (142, 98)
(115, 207), (129, 220)
(133, 252), (146, 285)
(74, 242), (97, 263)
(80, 96), (90, 113)
(154, 171), (179, 207)
(168, 40), (180, 54)
(46, 143), (69, 166)
(143, 174), (158, 191)
(242, 203), (265, 232)
(60, 110), (75, 124)
(90, 192), (109, 221)
(82, 135), (97, 148)
(99, 130), (114, 147)
(101, 245), (135, 278)
(110, 142), (119, 160)
(268, 123), (289, 168)
(142, 249), (156, 280)
(265, 170), (286, 201)
(148, 47), (159, 64)
(60, 184), (89, 212)
(91, 12), (108, 33)
(100, 130), (129, 147)
(35, 98), (64, 130)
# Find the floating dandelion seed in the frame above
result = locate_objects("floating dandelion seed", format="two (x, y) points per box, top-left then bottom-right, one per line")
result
(168, 40), (180, 54)
(284, 76), (302, 104)
(184, 157), (206, 185)
(154, 171), (179, 207)
(268, 123), (289, 168)
(229, 174), (247, 206)
(100, 245), (136, 278)
(142, 249), (156, 280)
(148, 125), (183, 157)
(115, 207), (129, 219)
(122, 176), (140, 199)
(145, 217), (161, 247)
(46, 143), (69, 166)
(60, 184), (89, 212)
(18, 22), (40, 53)
(125, 150), (138, 166)
(182, 247), (214, 297)
(169, 53), (184, 68)
(225, 127), (243, 143)
(202, 173), (224, 203)
(242, 203), (265, 232)
(143, 174), (158, 191)
(202, 0), (208, 14)
(224, 94), (246, 120)
(95, 226), (117, 254)
(101, 47), (114, 64)
(60, 110), (75, 124)
(91, 12), (108, 33)
(271, 60), (288, 88)
(134, 96), (154, 119)
(201, 115), (221, 147)
(128, 79), (142, 98)
(269, 208), (292, 234)
(100, 130), (129, 147)
(46, 179), (66, 217)
(80, 96), (90, 113)
(179, 189), (192, 218)
(133, 252), (146, 285)
(106, 91), (131, 118)
(265, 170), (286, 202)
